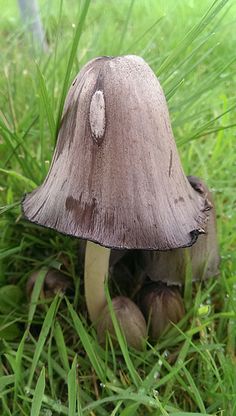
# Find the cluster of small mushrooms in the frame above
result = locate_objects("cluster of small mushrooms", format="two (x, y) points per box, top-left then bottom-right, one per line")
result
(22, 55), (220, 349)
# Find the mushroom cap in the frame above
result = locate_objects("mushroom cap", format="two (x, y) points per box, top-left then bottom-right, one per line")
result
(26, 268), (72, 299)
(140, 176), (220, 283)
(22, 55), (209, 250)
(137, 282), (185, 341)
(97, 296), (147, 350)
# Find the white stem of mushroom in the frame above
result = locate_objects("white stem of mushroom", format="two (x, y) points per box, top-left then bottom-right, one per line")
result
(84, 241), (111, 324)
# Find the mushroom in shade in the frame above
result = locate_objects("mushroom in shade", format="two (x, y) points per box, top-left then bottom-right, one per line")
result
(137, 282), (185, 341)
(139, 176), (220, 285)
(97, 296), (147, 350)
(27, 268), (72, 300)
(22, 55), (210, 346)
(113, 176), (219, 342)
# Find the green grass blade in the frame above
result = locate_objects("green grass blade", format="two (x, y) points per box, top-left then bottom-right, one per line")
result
(157, 0), (229, 76)
(104, 284), (142, 388)
(119, 403), (139, 416)
(0, 245), (24, 260)
(27, 268), (48, 326)
(30, 367), (45, 416)
(170, 413), (209, 416)
(27, 295), (59, 388)
(66, 298), (107, 383)
(0, 375), (15, 391)
(36, 64), (56, 141)
(124, 16), (164, 54)
(118, 0), (135, 53)
(0, 116), (40, 181)
(32, 392), (68, 414)
(181, 367), (206, 413)
(183, 249), (193, 310)
(54, 320), (70, 372)
(178, 103), (236, 145)
(13, 331), (27, 411)
(0, 201), (20, 215)
(68, 355), (77, 416)
(0, 168), (37, 189)
(56, 0), (91, 135)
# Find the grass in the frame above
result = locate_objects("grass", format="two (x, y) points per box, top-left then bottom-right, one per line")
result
(0, 0), (236, 414)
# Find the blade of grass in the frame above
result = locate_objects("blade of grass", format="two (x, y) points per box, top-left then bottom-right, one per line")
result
(157, 32), (216, 84)
(0, 245), (24, 260)
(176, 57), (236, 111)
(27, 268), (48, 327)
(170, 413), (209, 416)
(82, 386), (180, 413)
(27, 295), (60, 388)
(68, 355), (77, 416)
(157, 0), (229, 76)
(0, 375), (15, 391)
(119, 402), (139, 416)
(118, 0), (135, 53)
(183, 249), (193, 310)
(47, 329), (55, 398)
(181, 367), (206, 413)
(26, 391), (68, 415)
(123, 16), (164, 54)
(3, 116), (39, 171)
(54, 320), (70, 372)
(30, 367), (45, 416)
(0, 116), (41, 181)
(36, 63), (56, 141)
(0, 168), (37, 189)
(77, 386), (83, 416)
(4, 66), (17, 130)
(56, 0), (91, 136)
(66, 298), (107, 383)
(178, 103), (236, 145)
(0, 201), (20, 215)
(104, 283), (141, 388)
(13, 331), (28, 413)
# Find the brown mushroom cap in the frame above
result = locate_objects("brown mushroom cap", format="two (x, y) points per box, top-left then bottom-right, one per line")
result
(137, 282), (185, 341)
(97, 295), (147, 350)
(26, 268), (72, 299)
(22, 55), (209, 250)
(140, 176), (220, 283)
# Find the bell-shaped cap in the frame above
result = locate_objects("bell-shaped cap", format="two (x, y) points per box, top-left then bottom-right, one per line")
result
(97, 296), (147, 350)
(140, 176), (220, 282)
(22, 55), (209, 250)
(26, 268), (72, 300)
(137, 282), (185, 341)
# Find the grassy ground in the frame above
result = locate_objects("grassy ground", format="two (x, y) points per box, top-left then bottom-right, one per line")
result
(0, 0), (236, 414)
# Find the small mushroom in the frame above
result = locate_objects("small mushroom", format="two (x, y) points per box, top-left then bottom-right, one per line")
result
(27, 268), (72, 300)
(22, 56), (210, 345)
(137, 282), (185, 341)
(187, 176), (220, 281)
(97, 296), (147, 350)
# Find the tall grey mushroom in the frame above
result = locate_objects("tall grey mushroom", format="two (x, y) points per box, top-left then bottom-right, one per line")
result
(136, 176), (220, 341)
(22, 55), (210, 346)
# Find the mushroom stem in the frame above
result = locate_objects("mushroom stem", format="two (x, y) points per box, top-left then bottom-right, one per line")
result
(84, 241), (111, 324)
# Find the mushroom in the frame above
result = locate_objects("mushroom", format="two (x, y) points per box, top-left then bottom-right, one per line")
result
(139, 176), (220, 285)
(27, 268), (72, 300)
(137, 282), (185, 341)
(97, 296), (147, 350)
(22, 55), (210, 346)
(132, 176), (219, 341)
